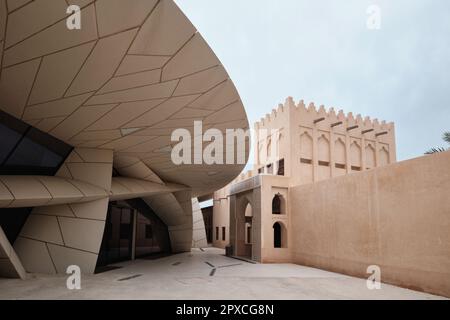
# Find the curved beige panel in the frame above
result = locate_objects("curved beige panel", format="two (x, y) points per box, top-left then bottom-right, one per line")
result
(192, 198), (208, 248)
(114, 156), (164, 184)
(57, 217), (105, 253)
(144, 190), (193, 253)
(145, 193), (187, 227)
(0, 0), (249, 197)
(0, 176), (52, 208)
(20, 214), (64, 245)
(109, 177), (187, 201)
(128, 0), (195, 56)
(13, 237), (56, 275)
(0, 175), (108, 208)
(47, 243), (99, 274)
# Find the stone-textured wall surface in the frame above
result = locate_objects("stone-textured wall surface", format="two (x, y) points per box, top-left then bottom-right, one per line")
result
(213, 186), (231, 249)
(289, 151), (450, 297)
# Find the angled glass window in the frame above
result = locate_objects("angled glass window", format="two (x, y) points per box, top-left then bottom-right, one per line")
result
(6, 128), (64, 167)
(0, 123), (22, 163)
(0, 112), (28, 163)
(0, 110), (72, 175)
(0, 207), (32, 244)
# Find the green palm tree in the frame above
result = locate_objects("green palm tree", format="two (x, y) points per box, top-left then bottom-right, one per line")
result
(444, 132), (450, 143)
(425, 131), (450, 154)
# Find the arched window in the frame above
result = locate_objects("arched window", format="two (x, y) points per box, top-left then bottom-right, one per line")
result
(272, 195), (281, 214)
(365, 144), (376, 169)
(276, 133), (282, 158)
(258, 141), (267, 166)
(318, 135), (330, 166)
(272, 194), (285, 215)
(245, 203), (252, 217)
(300, 132), (313, 163)
(334, 138), (346, 169)
(379, 146), (389, 166)
(350, 141), (362, 171)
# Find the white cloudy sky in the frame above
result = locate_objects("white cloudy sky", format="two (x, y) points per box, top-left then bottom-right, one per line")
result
(176, 0), (450, 162)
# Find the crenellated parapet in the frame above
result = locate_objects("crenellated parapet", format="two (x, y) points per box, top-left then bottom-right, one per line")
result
(255, 100), (290, 130)
(253, 96), (397, 181)
(255, 97), (394, 133)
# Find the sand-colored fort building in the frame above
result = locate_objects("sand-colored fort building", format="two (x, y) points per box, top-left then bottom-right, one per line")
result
(212, 97), (450, 297)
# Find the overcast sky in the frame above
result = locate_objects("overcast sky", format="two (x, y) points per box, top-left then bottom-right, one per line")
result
(176, 0), (450, 163)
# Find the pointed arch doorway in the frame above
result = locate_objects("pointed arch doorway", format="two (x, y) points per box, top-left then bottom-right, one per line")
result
(234, 194), (254, 260)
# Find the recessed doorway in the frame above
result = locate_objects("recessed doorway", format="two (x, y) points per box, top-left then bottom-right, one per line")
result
(96, 200), (171, 271)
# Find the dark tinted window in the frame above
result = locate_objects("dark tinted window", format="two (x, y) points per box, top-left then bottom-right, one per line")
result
(277, 159), (285, 176)
(0, 207), (32, 244)
(6, 135), (62, 167)
(222, 227), (226, 241)
(120, 223), (131, 240)
(96, 200), (171, 270)
(274, 223), (282, 248)
(0, 112), (28, 163)
(145, 224), (153, 239)
(0, 110), (72, 175)
(0, 123), (22, 163)
(272, 195), (281, 214)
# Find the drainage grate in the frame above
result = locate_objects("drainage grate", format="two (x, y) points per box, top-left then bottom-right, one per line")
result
(205, 261), (215, 268)
(209, 268), (216, 277)
(117, 274), (143, 282)
(218, 263), (242, 269)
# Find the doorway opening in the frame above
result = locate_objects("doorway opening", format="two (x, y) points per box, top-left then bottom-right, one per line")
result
(96, 200), (171, 272)
(273, 222), (287, 248)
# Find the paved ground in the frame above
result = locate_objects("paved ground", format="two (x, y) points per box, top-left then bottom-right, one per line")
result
(0, 248), (445, 300)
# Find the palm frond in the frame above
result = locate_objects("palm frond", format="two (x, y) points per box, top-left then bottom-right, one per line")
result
(443, 132), (450, 144)
(425, 147), (447, 155)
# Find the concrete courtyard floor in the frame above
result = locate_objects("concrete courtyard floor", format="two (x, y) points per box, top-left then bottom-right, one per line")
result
(0, 248), (446, 300)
